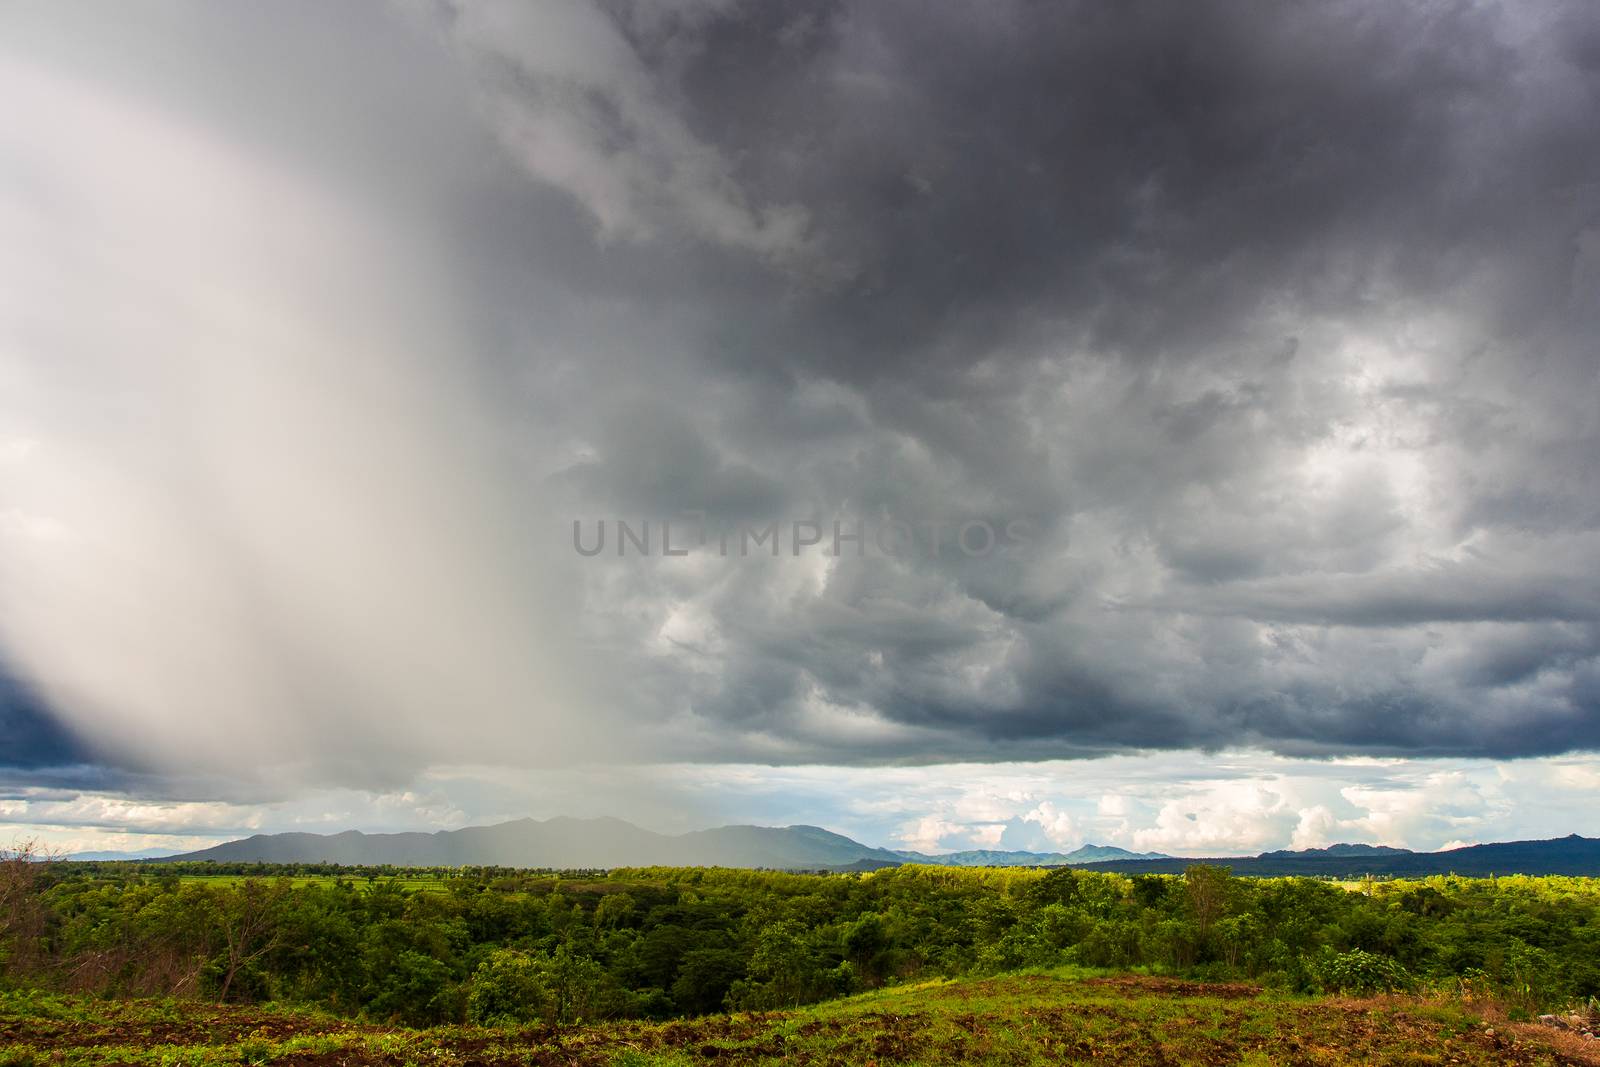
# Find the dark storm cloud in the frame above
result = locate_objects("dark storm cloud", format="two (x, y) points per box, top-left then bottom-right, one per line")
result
(534, 0), (1600, 761)
(1, 0), (1597, 792)
(0, 667), (87, 771)
(652, 0), (1600, 381)
(1146, 564), (1600, 627)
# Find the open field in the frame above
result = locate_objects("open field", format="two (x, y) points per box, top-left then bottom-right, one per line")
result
(5, 973), (1599, 1067)
(166, 876), (455, 894)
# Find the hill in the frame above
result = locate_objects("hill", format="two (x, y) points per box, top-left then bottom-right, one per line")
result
(64, 847), (182, 861)
(1259, 842), (1414, 858)
(896, 844), (1170, 865)
(163, 818), (1168, 870)
(161, 819), (1600, 875)
(163, 816), (906, 870)
(1071, 833), (1600, 877)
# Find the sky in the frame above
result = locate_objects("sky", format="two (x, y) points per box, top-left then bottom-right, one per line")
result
(1, 0), (1598, 858)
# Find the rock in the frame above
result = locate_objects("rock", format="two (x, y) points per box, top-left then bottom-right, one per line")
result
(1484, 1028), (1496, 1038)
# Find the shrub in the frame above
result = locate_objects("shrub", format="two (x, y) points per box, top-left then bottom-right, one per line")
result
(468, 949), (549, 1025)
(1316, 949), (1412, 995)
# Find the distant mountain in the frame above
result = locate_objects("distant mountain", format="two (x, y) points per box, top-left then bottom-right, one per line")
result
(1068, 834), (1600, 878)
(1064, 844), (1173, 863)
(66, 847), (183, 861)
(1259, 843), (1413, 859)
(672, 824), (908, 869)
(897, 844), (1170, 866)
(165, 821), (1172, 870)
(163, 817), (906, 870)
(158, 821), (1600, 877)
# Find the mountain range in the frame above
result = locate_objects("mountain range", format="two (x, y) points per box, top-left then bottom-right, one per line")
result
(153, 817), (1163, 870)
(892, 845), (1170, 866)
(66, 847), (184, 861)
(1071, 834), (1600, 877)
(157, 818), (885, 869)
(136, 818), (1600, 876)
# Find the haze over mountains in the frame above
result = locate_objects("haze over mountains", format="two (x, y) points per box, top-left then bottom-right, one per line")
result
(140, 817), (1600, 877)
(154, 817), (1162, 870)
(66, 847), (185, 862)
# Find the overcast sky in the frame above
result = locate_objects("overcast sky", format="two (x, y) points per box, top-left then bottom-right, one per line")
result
(2, 0), (1598, 857)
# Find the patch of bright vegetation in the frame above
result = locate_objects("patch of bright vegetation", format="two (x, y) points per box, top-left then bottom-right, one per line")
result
(4, 848), (1599, 1033)
(2, 973), (1591, 1066)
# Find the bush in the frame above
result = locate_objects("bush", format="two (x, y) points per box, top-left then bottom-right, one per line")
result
(367, 949), (462, 1026)
(468, 949), (548, 1025)
(1316, 949), (1412, 995)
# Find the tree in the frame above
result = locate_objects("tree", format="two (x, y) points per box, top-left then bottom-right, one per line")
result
(1027, 869), (1082, 908)
(543, 944), (607, 1024)
(366, 949), (462, 1025)
(670, 948), (746, 1015)
(726, 920), (835, 1010)
(594, 891), (636, 931)
(468, 949), (549, 1025)
(0, 839), (53, 976)
(1214, 913), (1263, 970)
(842, 912), (888, 979)
(213, 879), (290, 1002)
(1184, 864), (1233, 944)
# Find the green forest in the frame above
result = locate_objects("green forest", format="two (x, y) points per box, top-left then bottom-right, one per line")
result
(4, 851), (1598, 1030)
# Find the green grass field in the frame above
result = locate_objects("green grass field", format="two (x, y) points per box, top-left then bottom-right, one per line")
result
(167, 875), (454, 893)
(5, 972), (1597, 1067)
(57, 873), (457, 894)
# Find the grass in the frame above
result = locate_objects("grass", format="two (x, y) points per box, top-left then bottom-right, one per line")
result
(170, 876), (454, 892)
(4, 973), (1598, 1066)
(63, 875), (458, 893)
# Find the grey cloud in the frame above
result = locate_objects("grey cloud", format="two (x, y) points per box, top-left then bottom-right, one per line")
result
(554, 401), (789, 520)
(0, 667), (89, 771)
(0, 0), (1597, 798)
(652, 1), (1599, 380)
(1141, 560), (1600, 627)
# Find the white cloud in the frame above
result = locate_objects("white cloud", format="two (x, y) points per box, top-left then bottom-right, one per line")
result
(1097, 794), (1130, 817)
(6, 751), (1599, 859)
(1290, 805), (1344, 850)
(1021, 801), (1076, 847)
(898, 815), (966, 853)
(1130, 782), (1292, 854)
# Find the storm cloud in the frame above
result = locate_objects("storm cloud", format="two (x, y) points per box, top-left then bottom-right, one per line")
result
(1, 0), (1598, 809)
